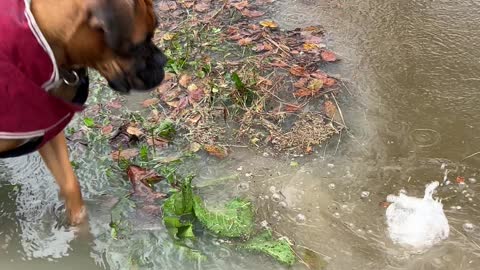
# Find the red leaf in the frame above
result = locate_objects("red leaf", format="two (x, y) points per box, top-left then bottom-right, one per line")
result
(204, 144), (228, 159)
(270, 60), (289, 68)
(232, 0), (249, 10)
(179, 74), (192, 88)
(321, 50), (337, 62)
(106, 100), (122, 109)
(294, 88), (318, 98)
(293, 78), (308, 88)
(284, 103), (303, 112)
(158, 1), (177, 11)
(101, 125), (114, 135)
(241, 9), (265, 18)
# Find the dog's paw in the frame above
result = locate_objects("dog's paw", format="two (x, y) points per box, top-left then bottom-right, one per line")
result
(68, 204), (88, 225)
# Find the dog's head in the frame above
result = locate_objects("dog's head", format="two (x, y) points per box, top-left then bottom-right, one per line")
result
(65, 0), (166, 93)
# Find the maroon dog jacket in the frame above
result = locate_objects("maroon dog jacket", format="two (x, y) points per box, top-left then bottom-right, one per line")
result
(0, 0), (87, 156)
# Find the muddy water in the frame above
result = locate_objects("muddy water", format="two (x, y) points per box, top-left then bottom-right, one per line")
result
(2, 0), (480, 269)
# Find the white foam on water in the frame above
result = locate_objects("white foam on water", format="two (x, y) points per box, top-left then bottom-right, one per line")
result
(385, 181), (449, 251)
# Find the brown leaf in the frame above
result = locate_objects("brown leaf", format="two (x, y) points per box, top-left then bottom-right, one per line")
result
(232, 0), (249, 10)
(194, 2), (210, 12)
(188, 88), (205, 103)
(323, 77), (337, 87)
(127, 165), (166, 200)
(126, 126), (144, 137)
(257, 76), (273, 86)
(147, 137), (169, 147)
(182, 1), (195, 8)
(284, 103), (303, 112)
(255, 0), (273, 4)
(321, 50), (337, 62)
(158, 1), (177, 11)
(259, 20), (278, 28)
(270, 60), (289, 68)
(177, 96), (190, 110)
(305, 145), (313, 154)
(156, 81), (175, 95)
(101, 125), (114, 135)
(142, 98), (160, 107)
(204, 144), (228, 159)
(311, 71), (328, 80)
(324, 100), (337, 119)
(189, 142), (202, 153)
(293, 78), (308, 88)
(106, 100), (122, 109)
(166, 100), (180, 108)
(111, 148), (139, 160)
(187, 113), (202, 125)
(238, 37), (253, 46)
(179, 74), (192, 88)
(241, 9), (265, 18)
(294, 88), (318, 98)
(289, 65), (308, 77)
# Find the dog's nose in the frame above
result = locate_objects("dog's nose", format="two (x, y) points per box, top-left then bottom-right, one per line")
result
(154, 51), (167, 67)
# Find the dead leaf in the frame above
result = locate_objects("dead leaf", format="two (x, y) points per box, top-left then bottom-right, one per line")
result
(101, 125), (114, 135)
(303, 43), (318, 51)
(162, 32), (175, 41)
(147, 137), (169, 147)
(289, 65), (308, 77)
(158, 1), (177, 11)
(105, 100), (122, 109)
(126, 126), (144, 137)
(324, 100), (337, 119)
(238, 37), (253, 46)
(166, 100), (180, 108)
(179, 74), (192, 88)
(255, 0), (273, 4)
(127, 165), (166, 200)
(284, 103), (303, 112)
(232, 0), (249, 10)
(311, 71), (328, 80)
(293, 88), (318, 98)
(456, 176), (465, 184)
(293, 78), (308, 88)
(142, 98), (160, 107)
(308, 79), (324, 91)
(321, 50), (337, 62)
(241, 9), (265, 18)
(111, 148), (139, 160)
(257, 76), (273, 86)
(204, 144), (228, 159)
(157, 81), (175, 96)
(305, 145), (313, 154)
(187, 83), (198, 92)
(194, 2), (210, 12)
(182, 1), (194, 8)
(189, 142), (202, 152)
(259, 20), (278, 28)
(187, 113), (202, 125)
(188, 88), (205, 103)
(177, 96), (190, 110)
(323, 77), (337, 87)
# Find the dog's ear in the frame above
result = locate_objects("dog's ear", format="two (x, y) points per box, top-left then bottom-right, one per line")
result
(85, 0), (135, 55)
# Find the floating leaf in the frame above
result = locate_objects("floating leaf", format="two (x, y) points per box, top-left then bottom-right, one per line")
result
(193, 197), (254, 238)
(324, 100), (337, 119)
(294, 88), (318, 98)
(127, 165), (163, 186)
(259, 20), (278, 28)
(321, 50), (337, 62)
(242, 230), (296, 266)
(323, 77), (337, 87)
(204, 144), (228, 159)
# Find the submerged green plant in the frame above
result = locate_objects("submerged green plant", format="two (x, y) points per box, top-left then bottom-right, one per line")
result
(242, 230), (296, 266)
(193, 197), (254, 238)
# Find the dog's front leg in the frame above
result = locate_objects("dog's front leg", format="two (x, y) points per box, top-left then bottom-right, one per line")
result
(39, 131), (87, 225)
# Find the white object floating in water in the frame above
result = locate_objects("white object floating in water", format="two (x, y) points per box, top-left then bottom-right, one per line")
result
(385, 181), (449, 250)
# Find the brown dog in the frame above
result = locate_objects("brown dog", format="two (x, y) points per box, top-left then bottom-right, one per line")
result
(0, 0), (166, 225)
